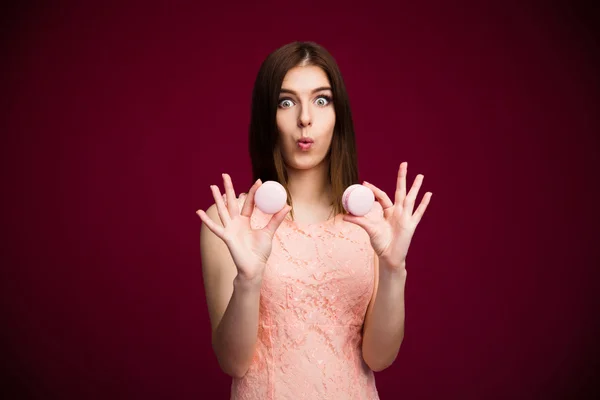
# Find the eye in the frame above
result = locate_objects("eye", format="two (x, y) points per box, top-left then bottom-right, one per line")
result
(279, 99), (294, 109)
(315, 95), (332, 107)
(277, 95), (333, 109)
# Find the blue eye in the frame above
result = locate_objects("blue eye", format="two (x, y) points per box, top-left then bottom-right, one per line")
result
(277, 95), (333, 109)
(279, 99), (294, 108)
(315, 95), (332, 106)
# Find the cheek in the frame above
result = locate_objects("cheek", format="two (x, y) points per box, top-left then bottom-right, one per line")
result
(322, 107), (335, 125)
(323, 112), (336, 136)
(276, 118), (294, 154)
(276, 113), (294, 135)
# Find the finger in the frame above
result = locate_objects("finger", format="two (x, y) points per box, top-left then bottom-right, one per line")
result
(405, 174), (424, 215)
(394, 162), (408, 206)
(363, 181), (393, 209)
(412, 192), (432, 224)
(222, 173), (240, 217)
(211, 185), (231, 226)
(264, 205), (291, 236)
(241, 179), (262, 218)
(196, 209), (225, 238)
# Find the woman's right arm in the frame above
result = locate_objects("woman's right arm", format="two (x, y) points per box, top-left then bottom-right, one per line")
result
(198, 174), (290, 379)
(200, 202), (262, 379)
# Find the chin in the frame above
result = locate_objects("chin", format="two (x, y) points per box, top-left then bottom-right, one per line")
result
(289, 156), (328, 170)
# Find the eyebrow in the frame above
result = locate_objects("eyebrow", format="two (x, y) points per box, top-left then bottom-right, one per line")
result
(279, 86), (332, 95)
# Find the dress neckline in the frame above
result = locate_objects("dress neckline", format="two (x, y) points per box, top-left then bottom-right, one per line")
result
(284, 213), (342, 229)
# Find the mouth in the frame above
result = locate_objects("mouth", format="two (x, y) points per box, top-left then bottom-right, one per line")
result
(297, 138), (314, 151)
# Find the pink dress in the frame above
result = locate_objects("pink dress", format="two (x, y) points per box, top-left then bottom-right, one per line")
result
(225, 194), (380, 400)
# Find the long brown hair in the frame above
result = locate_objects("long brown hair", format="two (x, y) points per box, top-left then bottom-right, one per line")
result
(248, 41), (359, 221)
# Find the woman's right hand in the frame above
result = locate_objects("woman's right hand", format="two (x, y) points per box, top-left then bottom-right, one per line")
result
(196, 173), (291, 282)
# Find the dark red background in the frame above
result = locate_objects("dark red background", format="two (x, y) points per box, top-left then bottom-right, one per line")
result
(2, 1), (599, 399)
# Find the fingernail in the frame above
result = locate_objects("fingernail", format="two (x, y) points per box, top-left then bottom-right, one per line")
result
(363, 181), (369, 184)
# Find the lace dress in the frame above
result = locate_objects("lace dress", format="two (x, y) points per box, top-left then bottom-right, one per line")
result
(223, 194), (380, 400)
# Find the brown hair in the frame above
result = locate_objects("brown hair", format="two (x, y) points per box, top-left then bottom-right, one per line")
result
(248, 41), (359, 221)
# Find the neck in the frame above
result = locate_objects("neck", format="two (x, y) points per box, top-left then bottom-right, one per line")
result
(285, 159), (332, 208)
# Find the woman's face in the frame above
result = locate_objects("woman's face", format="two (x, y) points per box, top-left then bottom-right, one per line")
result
(276, 65), (336, 170)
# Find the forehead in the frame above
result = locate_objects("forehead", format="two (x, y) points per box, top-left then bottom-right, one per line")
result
(281, 66), (331, 92)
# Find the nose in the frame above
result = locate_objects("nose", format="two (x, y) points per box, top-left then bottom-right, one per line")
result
(297, 105), (312, 127)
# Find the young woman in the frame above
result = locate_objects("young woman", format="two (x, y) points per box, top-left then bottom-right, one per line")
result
(196, 41), (432, 399)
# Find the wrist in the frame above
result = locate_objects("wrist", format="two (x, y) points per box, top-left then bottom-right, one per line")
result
(380, 266), (407, 281)
(379, 256), (406, 273)
(234, 271), (264, 290)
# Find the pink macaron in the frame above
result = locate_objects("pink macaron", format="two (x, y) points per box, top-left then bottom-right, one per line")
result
(254, 181), (288, 214)
(342, 184), (374, 216)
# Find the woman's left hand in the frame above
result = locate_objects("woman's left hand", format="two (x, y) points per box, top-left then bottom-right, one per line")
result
(343, 162), (432, 272)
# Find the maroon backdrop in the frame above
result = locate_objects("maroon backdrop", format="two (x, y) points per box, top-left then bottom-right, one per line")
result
(2, 1), (599, 399)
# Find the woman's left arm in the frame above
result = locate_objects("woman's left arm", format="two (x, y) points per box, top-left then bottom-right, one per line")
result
(343, 161), (432, 371)
(361, 257), (407, 372)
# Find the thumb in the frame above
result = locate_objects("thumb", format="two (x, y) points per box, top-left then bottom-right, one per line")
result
(343, 214), (377, 237)
(264, 205), (292, 236)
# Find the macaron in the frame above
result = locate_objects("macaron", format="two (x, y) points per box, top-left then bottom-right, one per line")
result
(254, 181), (288, 214)
(342, 184), (374, 216)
